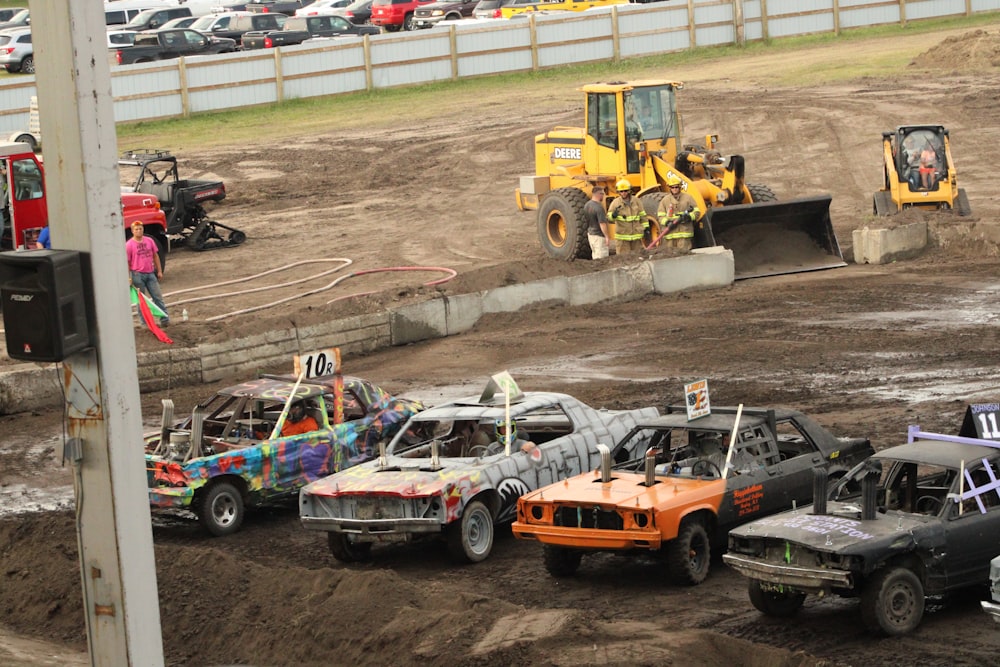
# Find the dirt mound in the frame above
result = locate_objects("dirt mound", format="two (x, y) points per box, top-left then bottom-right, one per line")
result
(910, 28), (1000, 69)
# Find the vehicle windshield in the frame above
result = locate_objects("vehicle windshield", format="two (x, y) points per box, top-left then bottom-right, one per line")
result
(125, 10), (160, 28)
(190, 14), (227, 30)
(388, 418), (491, 458)
(7, 9), (27, 23)
(626, 85), (678, 143)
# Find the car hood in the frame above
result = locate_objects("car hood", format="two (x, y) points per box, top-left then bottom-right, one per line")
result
(729, 501), (946, 555)
(303, 456), (486, 498)
(520, 471), (727, 510)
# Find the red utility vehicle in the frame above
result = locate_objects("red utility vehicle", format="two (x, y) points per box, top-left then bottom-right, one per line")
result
(0, 142), (165, 252)
(369, 0), (435, 31)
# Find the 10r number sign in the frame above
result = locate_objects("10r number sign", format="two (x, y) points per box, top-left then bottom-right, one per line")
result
(294, 347), (341, 379)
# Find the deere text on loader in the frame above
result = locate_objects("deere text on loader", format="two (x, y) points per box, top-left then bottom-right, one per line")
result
(514, 80), (845, 279)
(874, 125), (970, 216)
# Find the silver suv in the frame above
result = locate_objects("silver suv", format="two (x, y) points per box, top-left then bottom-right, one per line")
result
(0, 27), (32, 74)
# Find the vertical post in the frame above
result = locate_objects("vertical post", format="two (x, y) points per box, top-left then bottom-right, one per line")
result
(687, 0), (697, 49)
(178, 57), (190, 118)
(733, 0), (744, 46)
(529, 14), (539, 72)
(900, 0), (907, 27)
(274, 48), (285, 104)
(760, 0), (769, 41)
(363, 34), (373, 92)
(30, 1), (164, 666)
(449, 25), (458, 80)
(610, 7), (621, 63)
(965, 0), (972, 16)
(833, 0), (840, 37)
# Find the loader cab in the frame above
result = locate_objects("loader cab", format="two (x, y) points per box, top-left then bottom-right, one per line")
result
(896, 126), (945, 192)
(584, 82), (681, 181)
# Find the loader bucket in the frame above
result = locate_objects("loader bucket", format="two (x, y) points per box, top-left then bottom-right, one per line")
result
(696, 195), (845, 280)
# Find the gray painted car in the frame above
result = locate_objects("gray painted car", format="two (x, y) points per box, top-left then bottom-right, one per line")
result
(0, 27), (32, 74)
(300, 376), (659, 563)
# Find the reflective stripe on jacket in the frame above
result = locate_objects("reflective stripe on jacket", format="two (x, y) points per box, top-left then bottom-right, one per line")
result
(607, 196), (647, 241)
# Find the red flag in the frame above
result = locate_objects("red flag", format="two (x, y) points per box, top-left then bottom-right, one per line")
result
(132, 286), (173, 345)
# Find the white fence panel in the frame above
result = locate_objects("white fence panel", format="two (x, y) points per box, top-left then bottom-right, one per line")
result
(537, 14), (615, 67)
(908, 0), (966, 20)
(972, 0), (1000, 10)
(838, 1), (902, 29)
(619, 6), (691, 57)
(767, 0), (837, 37)
(456, 23), (534, 76)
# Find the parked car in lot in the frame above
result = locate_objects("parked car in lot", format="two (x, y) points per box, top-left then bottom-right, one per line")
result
(295, 0), (354, 15)
(246, 0), (315, 12)
(513, 405), (873, 583)
(413, 0), (477, 27)
(145, 373), (423, 536)
(107, 29), (139, 48)
(336, 0), (375, 23)
(156, 16), (200, 30)
(299, 374), (660, 563)
(111, 28), (237, 65)
(0, 8), (26, 24)
(242, 14), (378, 48)
(0, 9), (29, 32)
(0, 28), (33, 74)
(725, 415), (1000, 636)
(471, 0), (520, 19)
(223, 12), (289, 45)
(370, 0), (435, 31)
(189, 11), (253, 38)
(124, 6), (194, 31)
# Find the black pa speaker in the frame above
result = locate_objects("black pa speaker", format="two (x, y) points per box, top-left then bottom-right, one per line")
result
(0, 249), (91, 362)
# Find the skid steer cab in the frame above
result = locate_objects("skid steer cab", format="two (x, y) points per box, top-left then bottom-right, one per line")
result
(514, 80), (845, 279)
(0, 141), (167, 254)
(873, 125), (970, 217)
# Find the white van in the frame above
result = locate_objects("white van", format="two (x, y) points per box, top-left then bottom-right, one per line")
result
(104, 1), (181, 26)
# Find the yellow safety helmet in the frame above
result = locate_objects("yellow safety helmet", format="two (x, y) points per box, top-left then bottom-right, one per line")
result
(666, 174), (683, 187)
(615, 178), (632, 192)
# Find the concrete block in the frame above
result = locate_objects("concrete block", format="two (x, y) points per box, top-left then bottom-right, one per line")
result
(482, 277), (569, 313)
(0, 364), (63, 414)
(852, 222), (927, 264)
(390, 299), (449, 346)
(649, 248), (734, 293)
(567, 264), (653, 306)
(442, 292), (484, 336)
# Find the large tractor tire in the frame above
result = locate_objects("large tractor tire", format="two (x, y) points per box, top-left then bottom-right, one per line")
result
(747, 183), (777, 203)
(537, 187), (590, 260)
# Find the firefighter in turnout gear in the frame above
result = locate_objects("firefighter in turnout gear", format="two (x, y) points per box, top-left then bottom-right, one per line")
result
(607, 178), (648, 255)
(656, 175), (701, 252)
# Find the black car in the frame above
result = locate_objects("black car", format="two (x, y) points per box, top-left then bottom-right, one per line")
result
(335, 0), (375, 24)
(725, 404), (1000, 636)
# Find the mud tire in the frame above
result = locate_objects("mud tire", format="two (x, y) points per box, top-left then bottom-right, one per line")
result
(327, 532), (373, 563)
(543, 545), (583, 577)
(747, 183), (777, 203)
(447, 500), (494, 563)
(861, 566), (925, 636)
(196, 480), (244, 537)
(748, 580), (806, 617)
(537, 187), (590, 260)
(666, 519), (711, 585)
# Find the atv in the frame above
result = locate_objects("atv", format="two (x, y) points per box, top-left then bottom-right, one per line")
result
(119, 149), (246, 261)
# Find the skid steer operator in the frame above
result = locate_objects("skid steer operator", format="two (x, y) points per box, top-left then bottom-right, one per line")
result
(607, 179), (648, 255)
(655, 175), (701, 252)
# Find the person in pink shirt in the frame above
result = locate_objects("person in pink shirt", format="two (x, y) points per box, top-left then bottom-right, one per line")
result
(125, 221), (169, 327)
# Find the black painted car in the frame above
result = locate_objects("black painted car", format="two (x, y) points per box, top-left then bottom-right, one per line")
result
(725, 406), (1000, 636)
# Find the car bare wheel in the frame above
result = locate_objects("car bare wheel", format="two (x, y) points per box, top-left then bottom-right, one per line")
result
(403, 13), (415, 30)
(447, 500), (493, 563)
(537, 187), (590, 260)
(748, 579), (806, 617)
(861, 566), (925, 636)
(543, 545), (582, 577)
(20, 55), (33, 75)
(666, 519), (710, 585)
(197, 480), (244, 537)
(327, 532), (373, 563)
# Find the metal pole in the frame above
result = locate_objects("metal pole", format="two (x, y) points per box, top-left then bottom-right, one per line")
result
(30, 1), (164, 665)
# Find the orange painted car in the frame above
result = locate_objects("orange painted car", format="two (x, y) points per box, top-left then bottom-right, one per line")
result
(512, 406), (872, 585)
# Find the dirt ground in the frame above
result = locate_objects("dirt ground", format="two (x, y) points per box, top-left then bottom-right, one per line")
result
(3, 25), (1000, 667)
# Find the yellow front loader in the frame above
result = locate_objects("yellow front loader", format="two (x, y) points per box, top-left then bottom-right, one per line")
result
(515, 80), (845, 279)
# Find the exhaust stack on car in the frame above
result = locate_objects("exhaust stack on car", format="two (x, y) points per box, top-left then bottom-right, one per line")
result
(812, 467), (827, 515)
(644, 447), (657, 487)
(598, 444), (611, 482)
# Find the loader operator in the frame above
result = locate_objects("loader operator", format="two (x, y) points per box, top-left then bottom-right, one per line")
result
(607, 179), (648, 255)
(656, 175), (701, 253)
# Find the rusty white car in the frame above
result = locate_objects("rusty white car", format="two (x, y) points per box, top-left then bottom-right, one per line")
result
(299, 376), (659, 563)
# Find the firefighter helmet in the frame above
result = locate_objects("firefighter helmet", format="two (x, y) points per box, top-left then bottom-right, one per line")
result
(666, 174), (683, 187)
(615, 178), (631, 192)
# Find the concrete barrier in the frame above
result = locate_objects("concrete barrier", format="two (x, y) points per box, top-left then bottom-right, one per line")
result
(0, 252), (734, 414)
(852, 222), (927, 264)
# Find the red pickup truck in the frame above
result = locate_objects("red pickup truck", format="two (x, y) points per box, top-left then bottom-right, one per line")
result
(370, 0), (436, 31)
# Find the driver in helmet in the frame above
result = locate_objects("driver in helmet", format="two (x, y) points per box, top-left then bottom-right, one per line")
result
(486, 418), (536, 456)
(606, 178), (648, 256)
(280, 401), (319, 437)
(656, 175), (701, 253)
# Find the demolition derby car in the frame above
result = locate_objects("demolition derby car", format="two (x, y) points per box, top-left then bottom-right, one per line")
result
(145, 375), (422, 536)
(299, 374), (660, 563)
(725, 405), (1000, 636)
(511, 406), (872, 584)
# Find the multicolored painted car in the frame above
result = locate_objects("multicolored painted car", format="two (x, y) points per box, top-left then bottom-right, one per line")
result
(512, 406), (872, 584)
(299, 377), (660, 563)
(145, 375), (422, 536)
